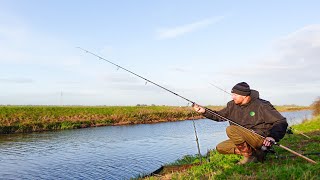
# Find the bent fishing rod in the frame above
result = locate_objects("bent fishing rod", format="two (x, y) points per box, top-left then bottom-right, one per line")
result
(77, 47), (317, 164)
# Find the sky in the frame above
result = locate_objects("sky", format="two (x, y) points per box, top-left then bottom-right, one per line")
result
(1, 1), (320, 106)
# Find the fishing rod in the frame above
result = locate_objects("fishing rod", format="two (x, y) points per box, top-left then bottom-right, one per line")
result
(77, 47), (202, 159)
(209, 82), (231, 95)
(209, 82), (312, 143)
(192, 117), (202, 164)
(77, 47), (317, 164)
(77, 47), (194, 104)
(208, 108), (317, 164)
(206, 83), (317, 164)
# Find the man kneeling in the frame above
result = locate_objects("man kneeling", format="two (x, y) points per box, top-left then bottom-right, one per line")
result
(193, 82), (288, 164)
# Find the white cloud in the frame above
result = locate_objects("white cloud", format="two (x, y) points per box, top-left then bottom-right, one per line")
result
(224, 24), (320, 78)
(219, 25), (320, 105)
(156, 16), (225, 40)
(279, 24), (320, 47)
(0, 77), (34, 84)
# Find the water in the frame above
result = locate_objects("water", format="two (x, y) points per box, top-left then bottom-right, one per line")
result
(281, 110), (312, 126)
(0, 110), (312, 179)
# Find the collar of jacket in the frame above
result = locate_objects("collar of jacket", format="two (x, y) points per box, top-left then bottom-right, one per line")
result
(237, 90), (260, 108)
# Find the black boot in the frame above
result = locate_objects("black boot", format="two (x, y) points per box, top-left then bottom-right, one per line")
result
(254, 149), (266, 163)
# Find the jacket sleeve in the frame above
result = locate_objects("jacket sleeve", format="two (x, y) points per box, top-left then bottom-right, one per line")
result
(262, 103), (288, 142)
(269, 119), (288, 142)
(202, 103), (231, 122)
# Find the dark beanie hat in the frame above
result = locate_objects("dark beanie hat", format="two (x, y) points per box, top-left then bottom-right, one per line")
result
(231, 82), (251, 96)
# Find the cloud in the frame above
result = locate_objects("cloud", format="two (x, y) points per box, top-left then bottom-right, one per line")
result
(156, 16), (225, 40)
(0, 14), (82, 67)
(225, 24), (320, 79)
(279, 24), (320, 47)
(0, 77), (34, 84)
(169, 67), (190, 73)
(219, 24), (320, 105)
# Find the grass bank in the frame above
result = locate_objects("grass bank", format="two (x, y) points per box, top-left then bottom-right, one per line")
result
(0, 105), (210, 134)
(141, 116), (320, 179)
(0, 105), (308, 134)
(274, 105), (311, 112)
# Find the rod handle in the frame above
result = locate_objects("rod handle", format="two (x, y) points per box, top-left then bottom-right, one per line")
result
(278, 144), (317, 164)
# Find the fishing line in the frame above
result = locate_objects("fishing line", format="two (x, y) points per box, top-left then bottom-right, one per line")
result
(77, 47), (194, 104)
(208, 82), (231, 95)
(78, 47), (317, 164)
(77, 47), (241, 126)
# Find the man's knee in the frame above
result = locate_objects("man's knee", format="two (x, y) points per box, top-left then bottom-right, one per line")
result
(216, 142), (234, 154)
(226, 125), (240, 136)
(216, 144), (224, 154)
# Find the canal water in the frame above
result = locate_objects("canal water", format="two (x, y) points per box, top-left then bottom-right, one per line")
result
(0, 110), (312, 179)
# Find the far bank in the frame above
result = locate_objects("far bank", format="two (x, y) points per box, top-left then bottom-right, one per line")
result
(0, 105), (310, 134)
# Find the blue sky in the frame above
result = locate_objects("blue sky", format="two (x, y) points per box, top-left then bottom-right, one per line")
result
(1, 1), (320, 106)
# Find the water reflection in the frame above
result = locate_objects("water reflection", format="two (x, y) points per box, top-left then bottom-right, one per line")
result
(0, 110), (312, 179)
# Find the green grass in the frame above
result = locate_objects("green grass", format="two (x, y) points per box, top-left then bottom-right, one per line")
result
(0, 105), (206, 134)
(274, 105), (311, 112)
(143, 116), (320, 180)
(291, 116), (320, 133)
(0, 105), (310, 134)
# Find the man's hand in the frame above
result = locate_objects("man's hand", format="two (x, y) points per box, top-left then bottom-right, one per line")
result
(192, 103), (205, 113)
(263, 137), (275, 147)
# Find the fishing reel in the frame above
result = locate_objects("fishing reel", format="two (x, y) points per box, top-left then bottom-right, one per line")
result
(286, 127), (294, 134)
(261, 145), (275, 153)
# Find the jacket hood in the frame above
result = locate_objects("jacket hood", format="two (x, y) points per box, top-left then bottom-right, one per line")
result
(250, 89), (259, 100)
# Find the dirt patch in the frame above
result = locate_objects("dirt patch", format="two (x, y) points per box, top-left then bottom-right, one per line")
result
(143, 163), (200, 179)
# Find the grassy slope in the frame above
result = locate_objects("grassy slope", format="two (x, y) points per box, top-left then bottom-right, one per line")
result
(143, 116), (320, 179)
